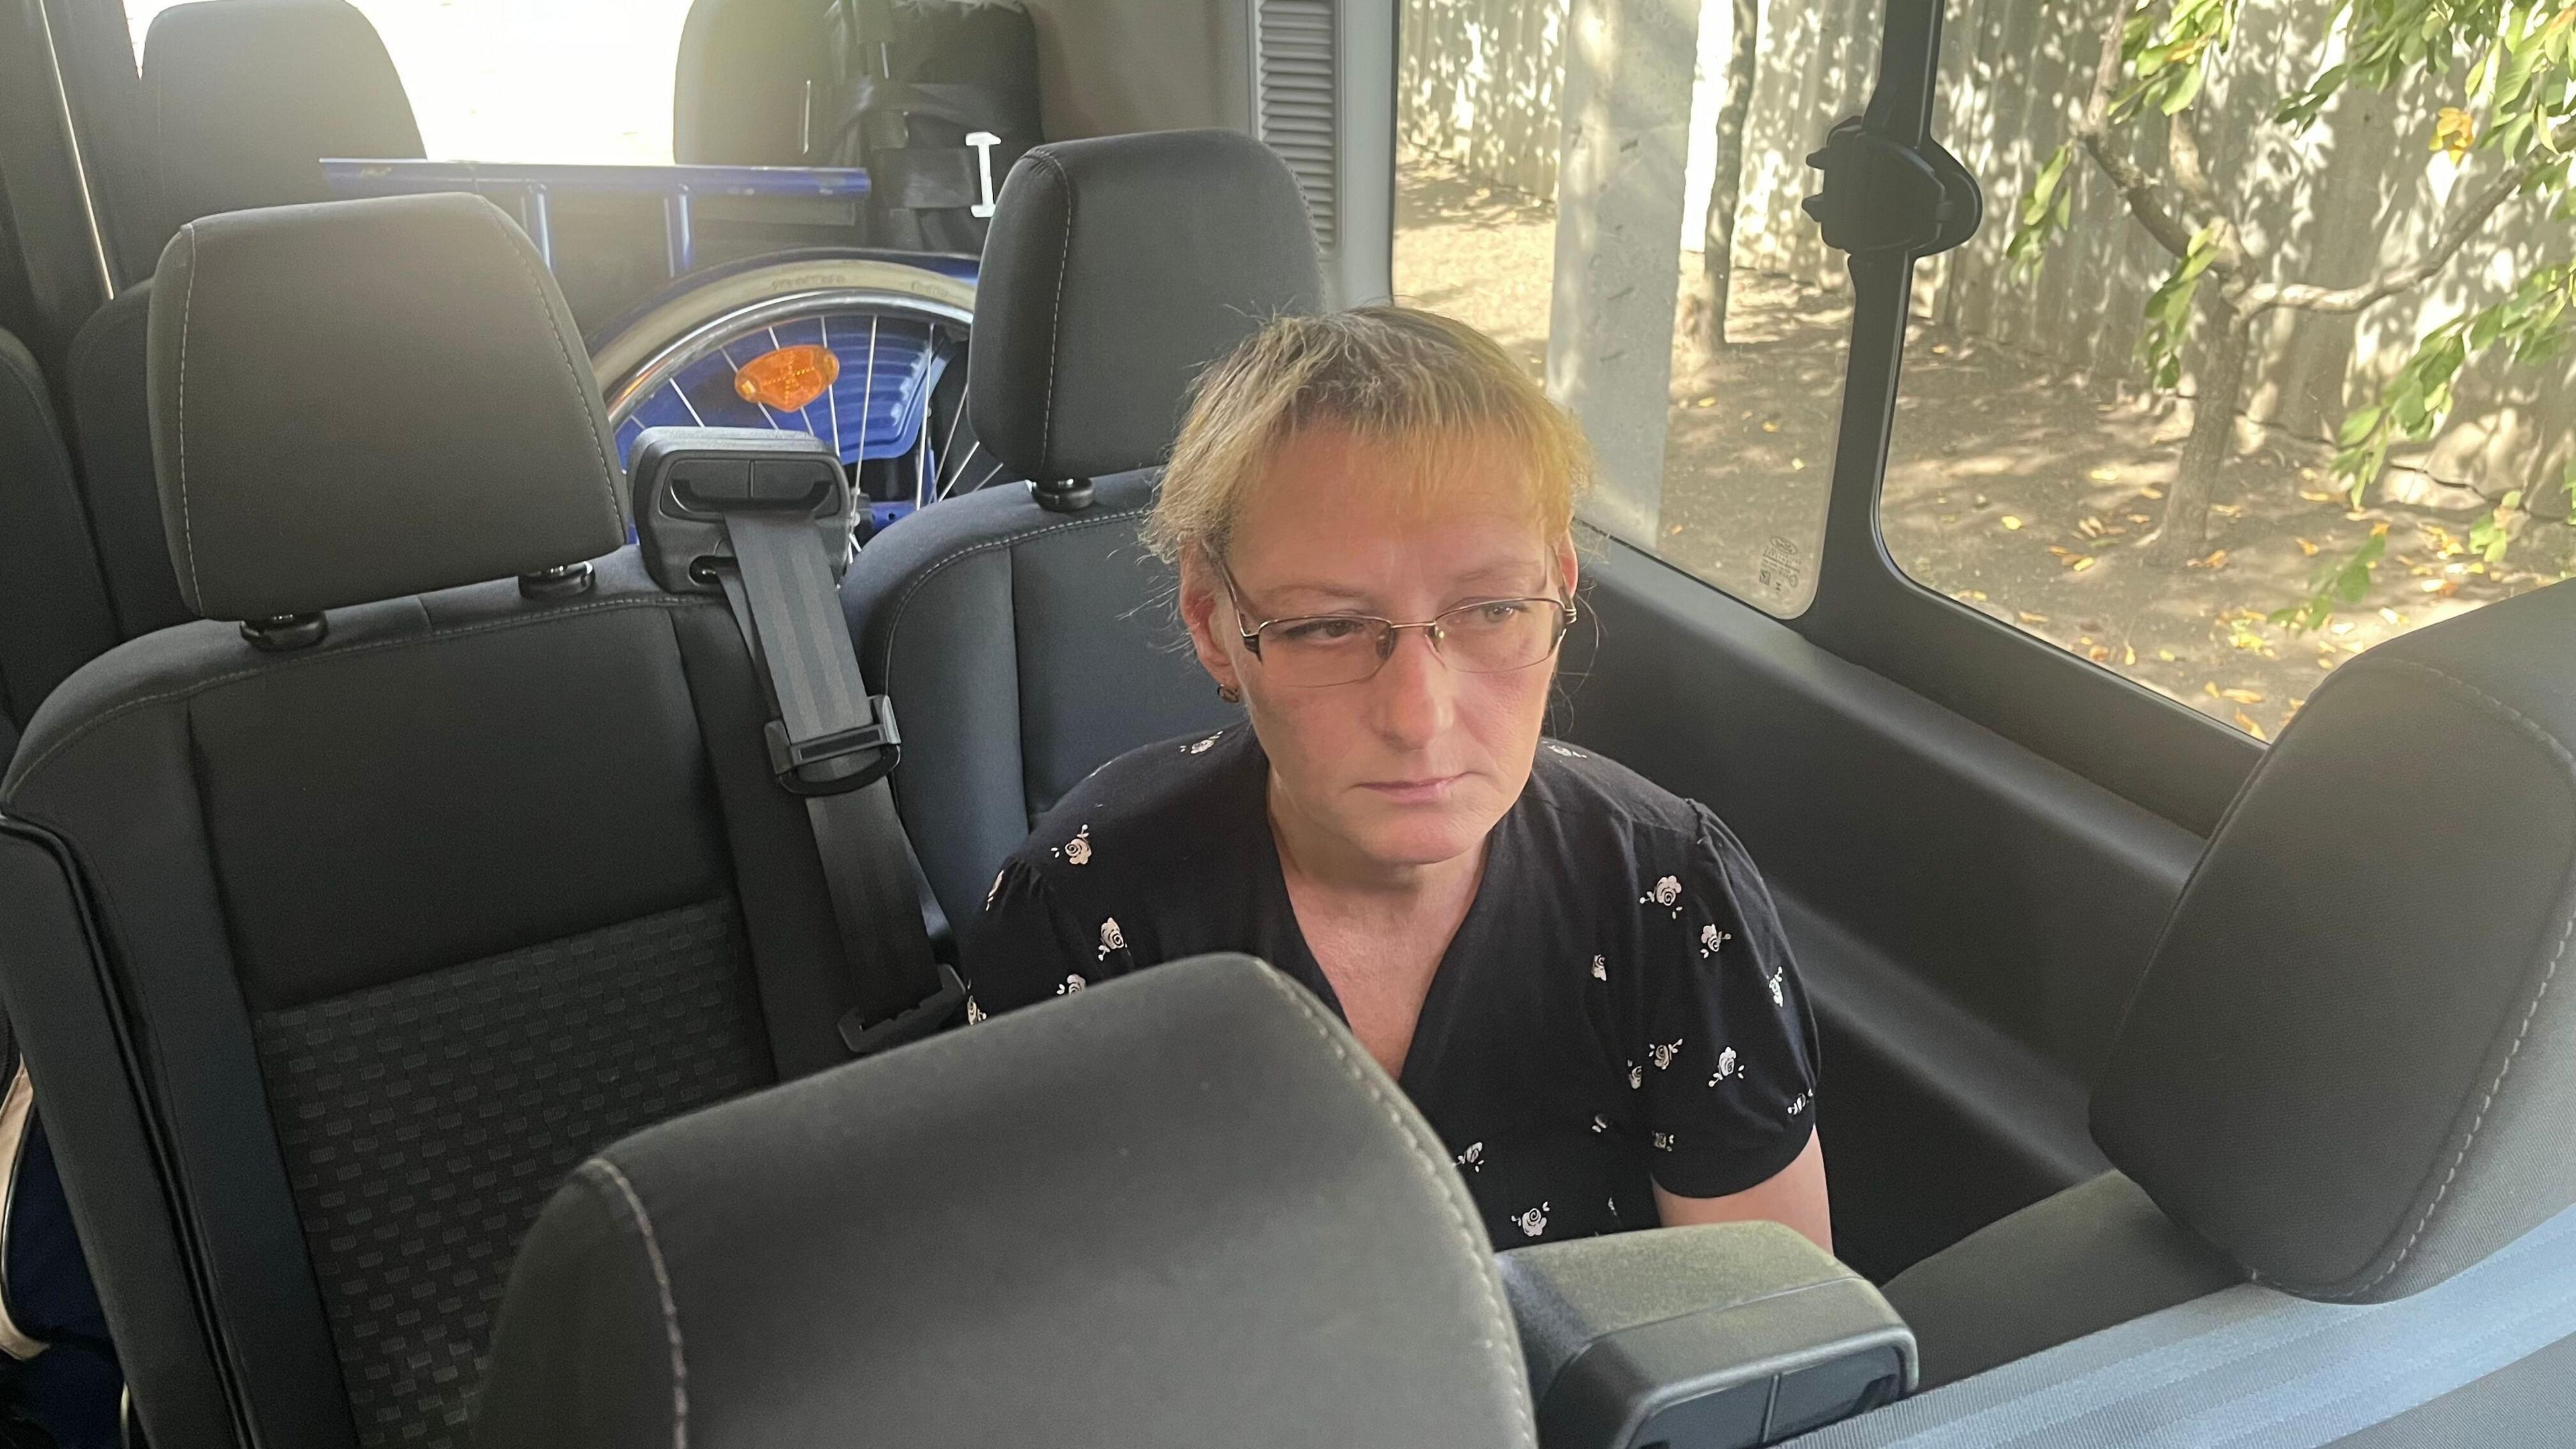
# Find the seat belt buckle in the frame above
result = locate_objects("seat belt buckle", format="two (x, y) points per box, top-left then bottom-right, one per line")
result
(839, 961), (969, 1057)
(768, 695), (903, 796)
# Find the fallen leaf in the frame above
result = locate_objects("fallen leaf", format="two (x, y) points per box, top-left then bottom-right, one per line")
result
(2186, 549), (2230, 570)
(2316, 655), (2337, 669)
(2379, 607), (2403, 625)
(2235, 710), (2269, 741)
(2047, 545), (2078, 558)
(2001, 515), (2025, 530)
(2298, 488), (2339, 502)
(2087, 644), (2112, 663)
(2295, 537), (2320, 556)
(2204, 682), (2222, 698)
(2157, 648), (2178, 662)
(1762, 420), (1780, 433)
(2088, 466), (2121, 482)
(2422, 577), (2459, 596)
(2127, 513), (2153, 525)
(1974, 494), (1990, 507)
(2071, 556), (2097, 572)
(2211, 503), (2245, 518)
(2123, 643), (2137, 665)
(1790, 458), (1807, 471)
(2140, 486), (2165, 499)
(1695, 397), (1716, 409)
(2017, 610), (2051, 625)
(2220, 688), (2265, 704)
(1666, 523), (1686, 535)
(1931, 343), (1950, 355)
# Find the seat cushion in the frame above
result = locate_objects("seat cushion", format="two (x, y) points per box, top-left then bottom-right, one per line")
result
(1880, 1170), (2243, 1390)
(842, 470), (1240, 923)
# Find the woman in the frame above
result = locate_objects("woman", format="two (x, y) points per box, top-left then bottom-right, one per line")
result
(963, 307), (1828, 1252)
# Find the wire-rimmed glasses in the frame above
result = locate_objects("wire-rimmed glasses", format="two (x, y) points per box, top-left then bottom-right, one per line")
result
(1218, 562), (1577, 688)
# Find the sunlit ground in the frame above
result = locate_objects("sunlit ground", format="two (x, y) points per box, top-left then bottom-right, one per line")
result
(1394, 146), (2573, 741)
(124, 0), (697, 164)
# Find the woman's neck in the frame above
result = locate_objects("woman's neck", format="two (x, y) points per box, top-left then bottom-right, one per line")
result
(1265, 771), (1487, 904)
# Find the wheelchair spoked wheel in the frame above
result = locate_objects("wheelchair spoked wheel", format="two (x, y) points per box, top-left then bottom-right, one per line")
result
(591, 252), (983, 528)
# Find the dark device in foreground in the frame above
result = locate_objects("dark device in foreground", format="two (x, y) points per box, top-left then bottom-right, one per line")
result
(1501, 1222), (1915, 1448)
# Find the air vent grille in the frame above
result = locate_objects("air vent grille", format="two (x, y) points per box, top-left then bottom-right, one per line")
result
(1255, 0), (1336, 257)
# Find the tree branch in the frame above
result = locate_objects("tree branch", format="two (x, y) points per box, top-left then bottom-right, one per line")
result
(2169, 103), (2255, 296)
(2072, 0), (2199, 260)
(2243, 154), (2546, 316)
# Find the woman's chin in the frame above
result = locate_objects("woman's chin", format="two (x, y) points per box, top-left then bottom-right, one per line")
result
(1340, 804), (1498, 871)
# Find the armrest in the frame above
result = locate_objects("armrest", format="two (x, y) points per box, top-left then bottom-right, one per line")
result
(1499, 1222), (1914, 1448)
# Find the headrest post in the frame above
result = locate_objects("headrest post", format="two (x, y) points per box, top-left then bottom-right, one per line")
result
(518, 561), (596, 600)
(240, 614), (327, 652)
(1029, 478), (1094, 515)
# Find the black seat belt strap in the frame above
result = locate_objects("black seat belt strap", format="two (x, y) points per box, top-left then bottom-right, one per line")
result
(712, 511), (964, 1057)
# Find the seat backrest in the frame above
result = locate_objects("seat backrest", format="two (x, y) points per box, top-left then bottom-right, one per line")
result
(62, 0), (426, 646)
(0, 329), (117, 747)
(0, 194), (869, 1449)
(476, 954), (1540, 1449)
(2091, 575), (2576, 1305)
(841, 129), (1324, 922)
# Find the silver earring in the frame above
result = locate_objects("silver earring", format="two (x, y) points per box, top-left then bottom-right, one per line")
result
(1218, 684), (1242, 704)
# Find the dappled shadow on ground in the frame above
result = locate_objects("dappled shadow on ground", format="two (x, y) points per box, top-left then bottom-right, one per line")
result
(1395, 149), (2574, 741)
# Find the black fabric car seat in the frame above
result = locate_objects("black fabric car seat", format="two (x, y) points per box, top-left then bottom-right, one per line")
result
(1880, 576), (2576, 1436)
(474, 954), (1540, 1449)
(0, 329), (118, 753)
(0, 193), (894, 1449)
(67, 0), (426, 645)
(839, 129), (1325, 926)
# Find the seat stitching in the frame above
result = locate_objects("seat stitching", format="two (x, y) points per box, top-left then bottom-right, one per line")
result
(584, 1158), (688, 1449)
(872, 503), (1151, 676)
(1034, 150), (1075, 473)
(472, 205), (625, 539)
(2331, 656), (2575, 1299)
(175, 223), (202, 604)
(1245, 967), (1538, 1449)
(8, 594), (711, 797)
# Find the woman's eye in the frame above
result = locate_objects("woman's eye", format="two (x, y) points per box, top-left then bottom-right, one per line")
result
(1277, 617), (1371, 645)
(1467, 601), (1529, 627)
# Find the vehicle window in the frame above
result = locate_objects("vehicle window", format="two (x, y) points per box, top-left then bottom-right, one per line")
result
(1393, 0), (1856, 617)
(123, 0), (699, 164)
(1888, 2), (2575, 743)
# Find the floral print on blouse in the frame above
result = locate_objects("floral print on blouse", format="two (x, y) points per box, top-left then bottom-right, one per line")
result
(963, 726), (1819, 1249)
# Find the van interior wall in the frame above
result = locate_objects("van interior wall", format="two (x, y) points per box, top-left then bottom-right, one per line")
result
(1558, 540), (2203, 1279)
(1022, 0), (1250, 142)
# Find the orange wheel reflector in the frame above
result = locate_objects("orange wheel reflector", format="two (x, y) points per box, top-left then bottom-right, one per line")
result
(734, 343), (841, 412)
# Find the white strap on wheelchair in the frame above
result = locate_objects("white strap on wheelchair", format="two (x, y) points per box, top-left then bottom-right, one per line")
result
(1788, 1201), (2576, 1449)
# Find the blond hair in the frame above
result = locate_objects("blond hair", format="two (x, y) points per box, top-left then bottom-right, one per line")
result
(1144, 305), (1594, 565)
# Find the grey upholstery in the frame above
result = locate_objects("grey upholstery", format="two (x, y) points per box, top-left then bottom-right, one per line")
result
(148, 195), (625, 621)
(2093, 577), (2576, 1304)
(1886, 578), (2576, 1422)
(1881, 1170), (2240, 1391)
(63, 0), (423, 641)
(140, 0), (424, 251)
(0, 329), (117, 741)
(66, 288), (193, 639)
(0, 198), (867, 1449)
(474, 954), (1540, 1449)
(968, 129), (1325, 482)
(842, 128), (1324, 922)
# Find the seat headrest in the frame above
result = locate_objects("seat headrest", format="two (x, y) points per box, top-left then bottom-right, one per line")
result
(2094, 579), (2576, 1303)
(143, 0), (424, 245)
(967, 129), (1325, 483)
(474, 955), (1537, 1449)
(147, 194), (627, 621)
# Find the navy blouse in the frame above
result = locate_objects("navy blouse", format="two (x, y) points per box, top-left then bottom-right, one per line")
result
(962, 724), (1819, 1248)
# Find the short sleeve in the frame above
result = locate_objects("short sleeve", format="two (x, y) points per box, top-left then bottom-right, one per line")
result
(959, 857), (1138, 1019)
(1638, 806), (1819, 1199)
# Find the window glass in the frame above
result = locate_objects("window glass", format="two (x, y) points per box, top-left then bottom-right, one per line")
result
(1395, 0), (1860, 616)
(124, 0), (699, 164)
(1889, 3), (2575, 743)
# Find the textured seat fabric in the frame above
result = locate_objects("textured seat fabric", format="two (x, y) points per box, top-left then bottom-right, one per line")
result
(0, 329), (117, 745)
(0, 195), (872, 1449)
(841, 129), (1326, 922)
(476, 954), (1541, 1449)
(1881, 578), (2576, 1432)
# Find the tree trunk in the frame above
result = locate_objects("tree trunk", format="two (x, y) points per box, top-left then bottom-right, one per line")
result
(1682, 0), (1760, 357)
(2146, 304), (2254, 568)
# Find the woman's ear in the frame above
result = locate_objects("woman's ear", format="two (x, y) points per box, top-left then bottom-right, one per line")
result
(1177, 550), (1243, 694)
(1554, 531), (1580, 598)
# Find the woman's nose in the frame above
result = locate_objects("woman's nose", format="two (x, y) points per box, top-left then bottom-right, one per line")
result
(1367, 627), (1456, 746)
